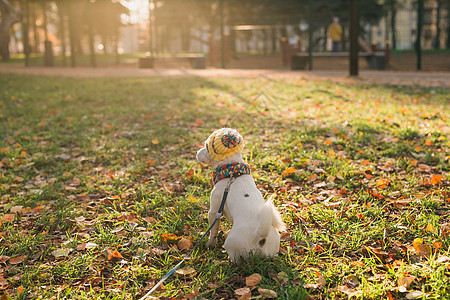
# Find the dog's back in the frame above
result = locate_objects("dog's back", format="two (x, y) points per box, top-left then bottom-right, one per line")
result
(213, 176), (285, 261)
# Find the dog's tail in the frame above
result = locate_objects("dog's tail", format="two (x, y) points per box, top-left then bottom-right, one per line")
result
(256, 200), (286, 240)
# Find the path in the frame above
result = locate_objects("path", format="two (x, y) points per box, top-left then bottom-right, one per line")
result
(1, 65), (449, 88)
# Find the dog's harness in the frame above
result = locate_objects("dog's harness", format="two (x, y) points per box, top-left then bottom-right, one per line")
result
(139, 169), (247, 299)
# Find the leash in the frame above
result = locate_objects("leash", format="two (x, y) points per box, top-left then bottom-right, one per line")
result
(139, 176), (236, 300)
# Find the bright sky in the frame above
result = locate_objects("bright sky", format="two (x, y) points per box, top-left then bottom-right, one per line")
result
(120, 0), (149, 24)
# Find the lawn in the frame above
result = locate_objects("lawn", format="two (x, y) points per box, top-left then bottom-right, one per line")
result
(0, 73), (449, 299)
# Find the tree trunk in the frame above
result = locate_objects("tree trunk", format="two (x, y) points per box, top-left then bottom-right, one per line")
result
(433, 0), (441, 48)
(0, 0), (21, 61)
(56, 1), (67, 66)
(390, 2), (397, 50)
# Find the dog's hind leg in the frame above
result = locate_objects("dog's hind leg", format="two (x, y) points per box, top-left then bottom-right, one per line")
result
(206, 209), (220, 247)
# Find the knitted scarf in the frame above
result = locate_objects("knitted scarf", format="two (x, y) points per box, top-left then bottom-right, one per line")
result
(212, 162), (251, 184)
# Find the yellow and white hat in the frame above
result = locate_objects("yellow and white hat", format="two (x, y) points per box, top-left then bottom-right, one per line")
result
(205, 128), (245, 162)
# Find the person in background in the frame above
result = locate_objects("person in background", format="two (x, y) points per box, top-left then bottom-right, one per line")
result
(328, 17), (343, 52)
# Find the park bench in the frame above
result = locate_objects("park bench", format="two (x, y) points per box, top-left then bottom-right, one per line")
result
(139, 53), (207, 69)
(290, 38), (389, 70)
(291, 51), (386, 70)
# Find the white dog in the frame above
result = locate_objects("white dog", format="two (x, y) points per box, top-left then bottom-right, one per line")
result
(197, 128), (286, 262)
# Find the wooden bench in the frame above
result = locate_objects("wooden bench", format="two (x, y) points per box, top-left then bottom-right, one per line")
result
(291, 51), (386, 70)
(139, 53), (207, 69)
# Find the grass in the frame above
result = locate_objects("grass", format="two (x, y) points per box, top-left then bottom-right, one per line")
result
(0, 72), (449, 299)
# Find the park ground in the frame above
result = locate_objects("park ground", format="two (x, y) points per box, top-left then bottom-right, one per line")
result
(0, 66), (449, 299)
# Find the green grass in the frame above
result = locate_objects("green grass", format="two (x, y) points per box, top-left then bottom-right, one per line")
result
(0, 73), (449, 299)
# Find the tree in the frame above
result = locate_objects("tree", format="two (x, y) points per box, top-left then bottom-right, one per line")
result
(0, 0), (20, 61)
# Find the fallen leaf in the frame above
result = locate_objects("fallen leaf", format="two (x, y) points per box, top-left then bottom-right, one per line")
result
(258, 288), (277, 298)
(51, 248), (72, 258)
(177, 237), (193, 250)
(376, 178), (390, 189)
(246, 273), (262, 287)
(2, 214), (15, 222)
(9, 255), (26, 265)
(234, 287), (251, 297)
(16, 286), (24, 296)
(398, 276), (415, 291)
(160, 233), (180, 243)
(10, 206), (23, 213)
(151, 138), (160, 145)
(175, 266), (196, 278)
(112, 250), (123, 259)
(345, 274), (360, 289)
(406, 291), (423, 299)
(413, 238), (431, 257)
(0, 256), (10, 263)
(433, 241), (443, 249)
(436, 256), (450, 264)
(0, 277), (7, 290)
(430, 175), (442, 185)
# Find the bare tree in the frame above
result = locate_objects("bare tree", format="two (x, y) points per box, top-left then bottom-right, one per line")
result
(0, 0), (21, 61)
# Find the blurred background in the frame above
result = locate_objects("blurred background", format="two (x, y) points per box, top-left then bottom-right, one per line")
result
(0, 0), (449, 71)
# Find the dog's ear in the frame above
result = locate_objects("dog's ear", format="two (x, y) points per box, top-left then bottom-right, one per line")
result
(196, 147), (214, 165)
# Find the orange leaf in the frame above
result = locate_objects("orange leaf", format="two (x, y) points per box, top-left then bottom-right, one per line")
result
(282, 167), (296, 176)
(17, 286), (24, 295)
(325, 139), (332, 146)
(433, 241), (443, 249)
(376, 178), (390, 189)
(195, 119), (202, 126)
(2, 214), (14, 222)
(146, 160), (155, 166)
(425, 140), (432, 146)
(9, 255), (26, 265)
(362, 159), (370, 166)
(112, 250), (123, 259)
(430, 175), (442, 185)
(219, 119), (227, 126)
(151, 138), (159, 145)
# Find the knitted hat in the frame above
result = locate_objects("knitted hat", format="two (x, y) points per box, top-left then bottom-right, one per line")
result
(205, 128), (245, 162)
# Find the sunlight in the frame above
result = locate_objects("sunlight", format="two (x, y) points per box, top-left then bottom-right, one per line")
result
(121, 0), (149, 24)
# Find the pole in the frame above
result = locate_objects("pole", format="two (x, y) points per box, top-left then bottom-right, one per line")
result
(23, 0), (30, 67)
(220, 0), (225, 68)
(308, 0), (313, 70)
(416, 0), (423, 70)
(349, 0), (359, 76)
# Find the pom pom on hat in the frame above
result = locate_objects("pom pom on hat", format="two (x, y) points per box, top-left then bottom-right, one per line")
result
(205, 128), (245, 162)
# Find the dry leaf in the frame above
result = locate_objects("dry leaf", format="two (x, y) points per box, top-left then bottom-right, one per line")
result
(406, 291), (424, 299)
(175, 266), (196, 278)
(151, 138), (160, 145)
(2, 214), (14, 222)
(258, 288), (277, 298)
(10, 206), (23, 213)
(234, 287), (251, 297)
(112, 250), (123, 259)
(0, 277), (7, 290)
(413, 238), (431, 257)
(52, 248), (72, 258)
(9, 255), (26, 265)
(398, 276), (415, 291)
(430, 175), (442, 185)
(0, 256), (10, 263)
(376, 178), (390, 189)
(177, 237), (193, 250)
(245, 273), (262, 287)
(16, 286), (24, 296)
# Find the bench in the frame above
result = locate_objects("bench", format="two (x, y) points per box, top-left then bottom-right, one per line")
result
(139, 53), (207, 69)
(291, 51), (386, 70)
